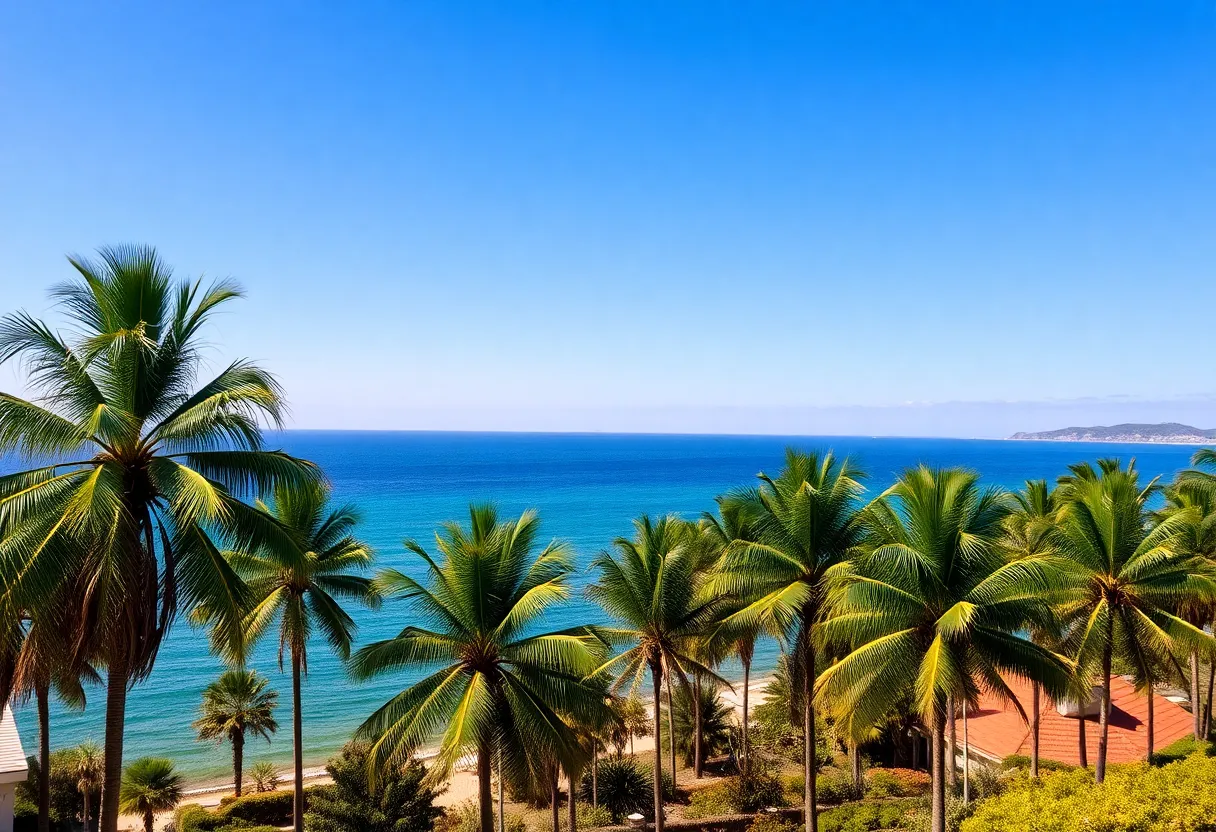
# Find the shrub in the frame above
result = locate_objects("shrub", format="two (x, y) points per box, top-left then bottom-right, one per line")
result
(685, 783), (735, 819)
(305, 741), (442, 832)
(998, 755), (1074, 773)
(961, 755), (1216, 832)
(813, 767), (858, 805)
(818, 799), (920, 832)
(436, 801), (528, 832)
(668, 682), (734, 766)
(1150, 734), (1214, 766)
(575, 804), (614, 829)
(218, 789), (295, 825)
(248, 762), (281, 793)
(579, 757), (659, 822)
(685, 769), (786, 819)
(748, 814), (799, 832)
(18, 748), (96, 829)
(864, 768), (929, 798)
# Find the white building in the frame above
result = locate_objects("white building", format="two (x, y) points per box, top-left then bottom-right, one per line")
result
(0, 708), (27, 832)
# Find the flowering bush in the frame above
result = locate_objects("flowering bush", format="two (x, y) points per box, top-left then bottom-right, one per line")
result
(864, 768), (930, 798)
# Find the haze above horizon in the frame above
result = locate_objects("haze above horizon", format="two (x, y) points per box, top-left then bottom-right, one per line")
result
(2, 2), (1214, 439)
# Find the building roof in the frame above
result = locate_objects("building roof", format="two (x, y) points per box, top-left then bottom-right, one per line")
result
(963, 675), (1193, 767)
(0, 706), (28, 784)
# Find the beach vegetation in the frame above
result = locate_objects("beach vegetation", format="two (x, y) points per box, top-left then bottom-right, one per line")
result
(119, 757), (183, 832)
(193, 669), (279, 798)
(304, 741), (442, 832)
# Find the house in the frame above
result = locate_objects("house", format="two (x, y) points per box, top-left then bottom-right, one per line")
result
(962, 674), (1193, 767)
(0, 707), (27, 832)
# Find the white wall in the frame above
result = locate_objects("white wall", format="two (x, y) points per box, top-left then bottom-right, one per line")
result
(0, 781), (14, 832)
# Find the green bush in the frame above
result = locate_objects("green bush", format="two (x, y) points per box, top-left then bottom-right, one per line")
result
(17, 748), (97, 830)
(14, 792), (38, 832)
(218, 789), (296, 826)
(748, 814), (799, 832)
(685, 770), (787, 819)
(864, 768), (929, 798)
(998, 755), (1074, 773)
(961, 755), (1216, 832)
(818, 799), (920, 832)
(436, 801), (528, 832)
(575, 804), (614, 829)
(685, 783), (735, 819)
(1150, 734), (1214, 766)
(305, 742), (442, 832)
(814, 767), (858, 805)
(579, 757), (655, 822)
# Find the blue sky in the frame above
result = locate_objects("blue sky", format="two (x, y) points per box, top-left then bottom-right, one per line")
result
(1, 2), (1214, 437)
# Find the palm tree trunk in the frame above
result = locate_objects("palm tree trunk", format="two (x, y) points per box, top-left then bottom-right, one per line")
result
(233, 730), (245, 798)
(803, 634), (817, 832)
(567, 768), (577, 832)
(741, 652), (751, 774)
(143, 808), (154, 832)
(549, 765), (559, 832)
(1030, 682), (1040, 779)
(1147, 685), (1155, 761)
(693, 675), (703, 778)
(848, 743), (861, 800)
(100, 655), (129, 832)
(930, 718), (945, 832)
(651, 664), (665, 832)
(911, 731), (919, 771)
(291, 648), (305, 832)
(1096, 641), (1112, 784)
(1205, 658), (1215, 741)
(592, 743), (598, 809)
(1192, 650), (1203, 740)
(962, 704), (970, 804)
(947, 697), (957, 791)
(1078, 716), (1088, 768)
(83, 789), (91, 832)
(37, 682), (50, 832)
(496, 746), (505, 832)
(665, 676), (676, 790)
(478, 743), (493, 832)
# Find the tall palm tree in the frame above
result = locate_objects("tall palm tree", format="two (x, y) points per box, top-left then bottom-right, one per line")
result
(1000, 479), (1065, 779)
(118, 757), (183, 832)
(0, 246), (316, 832)
(351, 505), (608, 832)
(192, 669), (279, 797)
(73, 741), (104, 832)
(712, 450), (865, 832)
(817, 466), (1072, 832)
(1054, 458), (1216, 783)
(227, 480), (376, 832)
(587, 514), (724, 832)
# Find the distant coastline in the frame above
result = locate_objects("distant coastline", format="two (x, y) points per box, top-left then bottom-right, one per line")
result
(1008, 422), (1216, 445)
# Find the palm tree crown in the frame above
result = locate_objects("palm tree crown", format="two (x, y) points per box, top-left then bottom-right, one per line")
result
(352, 505), (608, 832)
(118, 757), (183, 832)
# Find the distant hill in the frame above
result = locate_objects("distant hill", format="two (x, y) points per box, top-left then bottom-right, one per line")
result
(1008, 423), (1216, 444)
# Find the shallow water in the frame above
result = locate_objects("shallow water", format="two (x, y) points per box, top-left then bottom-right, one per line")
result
(10, 431), (1203, 782)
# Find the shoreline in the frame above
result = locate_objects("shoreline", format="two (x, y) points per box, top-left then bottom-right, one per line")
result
(177, 673), (776, 803)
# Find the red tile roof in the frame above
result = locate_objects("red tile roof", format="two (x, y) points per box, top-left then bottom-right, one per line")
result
(962, 675), (1193, 766)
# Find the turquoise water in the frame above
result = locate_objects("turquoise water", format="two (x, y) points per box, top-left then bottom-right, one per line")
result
(10, 431), (1206, 783)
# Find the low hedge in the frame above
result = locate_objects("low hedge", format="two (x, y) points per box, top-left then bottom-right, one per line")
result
(176, 787), (321, 832)
(962, 754), (1216, 832)
(818, 798), (922, 832)
(863, 768), (929, 799)
(999, 755), (1074, 773)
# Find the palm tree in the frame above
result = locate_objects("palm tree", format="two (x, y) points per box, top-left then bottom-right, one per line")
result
(587, 514), (723, 832)
(0, 246), (317, 832)
(227, 480), (376, 832)
(351, 505), (608, 832)
(193, 669), (279, 797)
(1156, 480), (1216, 742)
(118, 757), (182, 832)
(817, 466), (1072, 832)
(1000, 479), (1065, 779)
(74, 741), (104, 832)
(712, 450), (866, 832)
(1054, 458), (1216, 782)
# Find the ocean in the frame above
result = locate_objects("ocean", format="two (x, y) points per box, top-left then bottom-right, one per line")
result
(9, 431), (1207, 784)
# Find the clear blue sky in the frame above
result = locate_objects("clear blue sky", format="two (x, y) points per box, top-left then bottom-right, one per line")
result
(2, 1), (1214, 437)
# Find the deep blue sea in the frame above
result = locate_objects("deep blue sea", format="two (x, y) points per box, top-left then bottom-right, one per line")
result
(10, 431), (1208, 783)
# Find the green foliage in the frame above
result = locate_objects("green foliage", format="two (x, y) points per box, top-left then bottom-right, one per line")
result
(685, 769), (787, 818)
(18, 747), (95, 828)
(305, 741), (442, 832)
(1149, 734), (1214, 765)
(864, 768), (930, 798)
(435, 802), (527, 832)
(818, 799), (921, 832)
(751, 660), (832, 766)
(247, 762), (281, 792)
(217, 789), (296, 825)
(684, 783), (735, 819)
(813, 767), (858, 805)
(962, 755), (1216, 832)
(119, 757), (183, 828)
(611, 696), (652, 753)
(575, 804), (614, 829)
(747, 814), (800, 832)
(578, 757), (654, 822)
(670, 680), (734, 766)
(999, 755), (1074, 773)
